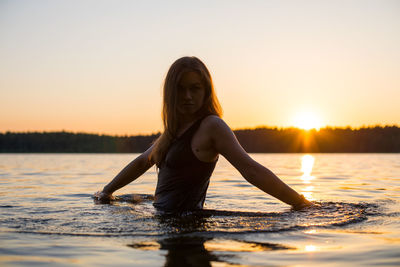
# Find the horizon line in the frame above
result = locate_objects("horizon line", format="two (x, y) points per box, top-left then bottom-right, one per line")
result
(1, 124), (399, 137)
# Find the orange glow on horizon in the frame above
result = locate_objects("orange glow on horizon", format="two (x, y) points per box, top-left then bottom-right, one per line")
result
(292, 111), (323, 131)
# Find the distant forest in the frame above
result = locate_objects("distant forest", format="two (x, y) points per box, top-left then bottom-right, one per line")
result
(1, 126), (399, 153)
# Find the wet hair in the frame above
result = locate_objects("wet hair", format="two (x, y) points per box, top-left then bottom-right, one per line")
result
(150, 56), (222, 166)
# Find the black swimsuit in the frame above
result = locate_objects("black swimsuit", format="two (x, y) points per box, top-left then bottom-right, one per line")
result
(153, 117), (217, 213)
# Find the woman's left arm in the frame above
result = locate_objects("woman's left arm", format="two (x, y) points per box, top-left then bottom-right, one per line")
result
(207, 116), (311, 209)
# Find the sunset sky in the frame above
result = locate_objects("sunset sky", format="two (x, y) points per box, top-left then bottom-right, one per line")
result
(1, 0), (399, 135)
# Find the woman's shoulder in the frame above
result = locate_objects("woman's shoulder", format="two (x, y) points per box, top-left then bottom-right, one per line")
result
(202, 114), (224, 125)
(200, 115), (231, 132)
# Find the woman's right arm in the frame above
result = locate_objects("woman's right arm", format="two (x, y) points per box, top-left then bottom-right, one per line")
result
(95, 145), (155, 201)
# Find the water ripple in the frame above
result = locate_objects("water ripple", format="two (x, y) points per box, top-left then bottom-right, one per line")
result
(0, 200), (380, 238)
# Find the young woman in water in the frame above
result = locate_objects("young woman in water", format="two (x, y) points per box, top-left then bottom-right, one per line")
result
(95, 56), (311, 212)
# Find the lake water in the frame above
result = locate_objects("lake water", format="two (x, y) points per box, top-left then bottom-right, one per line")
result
(0, 153), (399, 266)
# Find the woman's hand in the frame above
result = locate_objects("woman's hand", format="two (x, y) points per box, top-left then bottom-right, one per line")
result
(292, 194), (314, 210)
(94, 190), (114, 203)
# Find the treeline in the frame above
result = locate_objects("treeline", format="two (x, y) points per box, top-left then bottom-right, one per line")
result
(0, 126), (399, 153)
(234, 126), (400, 153)
(0, 132), (158, 153)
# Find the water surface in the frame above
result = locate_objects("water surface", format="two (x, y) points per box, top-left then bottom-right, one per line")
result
(0, 153), (399, 266)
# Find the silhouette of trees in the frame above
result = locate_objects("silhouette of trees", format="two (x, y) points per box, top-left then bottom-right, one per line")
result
(0, 126), (399, 153)
(0, 131), (158, 153)
(234, 126), (400, 153)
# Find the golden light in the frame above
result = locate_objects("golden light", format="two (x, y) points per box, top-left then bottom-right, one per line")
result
(292, 111), (323, 130)
(300, 154), (316, 201)
(205, 240), (272, 252)
(304, 229), (317, 234)
(301, 154), (315, 176)
(305, 245), (317, 252)
(300, 154), (315, 184)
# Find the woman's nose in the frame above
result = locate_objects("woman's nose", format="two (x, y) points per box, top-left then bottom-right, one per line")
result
(183, 89), (192, 100)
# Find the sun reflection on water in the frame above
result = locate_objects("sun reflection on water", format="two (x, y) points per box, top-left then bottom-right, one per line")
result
(304, 229), (317, 234)
(305, 245), (317, 252)
(300, 154), (316, 201)
(301, 155), (315, 180)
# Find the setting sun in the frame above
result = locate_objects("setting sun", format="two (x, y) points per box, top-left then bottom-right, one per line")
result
(292, 111), (323, 130)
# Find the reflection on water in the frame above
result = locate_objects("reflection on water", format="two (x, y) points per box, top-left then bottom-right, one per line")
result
(304, 229), (317, 234)
(129, 236), (294, 266)
(301, 154), (315, 181)
(129, 237), (216, 267)
(300, 154), (316, 200)
(305, 244), (317, 252)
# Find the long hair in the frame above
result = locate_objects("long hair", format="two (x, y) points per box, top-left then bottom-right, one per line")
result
(150, 56), (222, 166)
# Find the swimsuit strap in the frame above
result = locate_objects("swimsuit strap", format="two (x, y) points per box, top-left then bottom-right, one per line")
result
(176, 116), (206, 141)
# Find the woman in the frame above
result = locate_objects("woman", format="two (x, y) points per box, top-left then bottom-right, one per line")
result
(95, 56), (311, 212)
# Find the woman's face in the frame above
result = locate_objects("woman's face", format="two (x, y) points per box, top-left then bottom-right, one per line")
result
(177, 71), (206, 117)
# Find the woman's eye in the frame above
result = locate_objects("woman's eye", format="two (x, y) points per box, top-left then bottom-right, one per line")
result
(191, 86), (201, 91)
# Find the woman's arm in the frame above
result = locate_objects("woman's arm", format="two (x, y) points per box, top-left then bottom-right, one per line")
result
(95, 145), (155, 201)
(208, 116), (311, 209)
